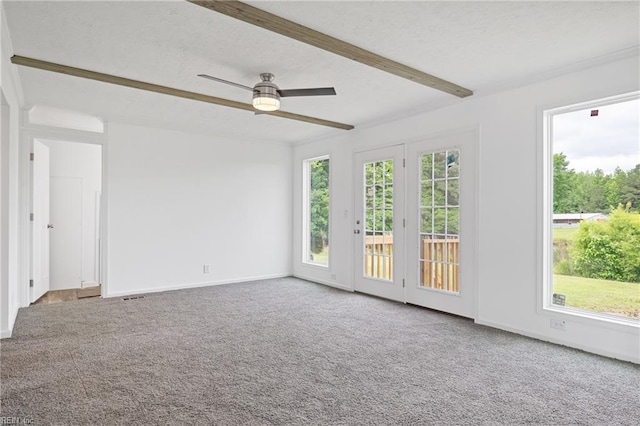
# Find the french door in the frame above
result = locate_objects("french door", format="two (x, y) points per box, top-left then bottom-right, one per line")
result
(354, 131), (477, 319)
(353, 145), (405, 302)
(405, 131), (477, 318)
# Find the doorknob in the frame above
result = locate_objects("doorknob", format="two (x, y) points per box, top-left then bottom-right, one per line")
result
(354, 229), (360, 234)
(47, 224), (54, 229)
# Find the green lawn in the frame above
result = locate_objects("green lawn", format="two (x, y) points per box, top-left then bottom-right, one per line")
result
(553, 274), (640, 319)
(553, 227), (578, 241)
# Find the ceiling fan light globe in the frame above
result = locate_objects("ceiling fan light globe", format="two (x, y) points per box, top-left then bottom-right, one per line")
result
(253, 96), (280, 111)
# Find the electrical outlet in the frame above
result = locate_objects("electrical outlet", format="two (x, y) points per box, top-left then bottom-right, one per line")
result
(550, 319), (566, 331)
(203, 264), (210, 274)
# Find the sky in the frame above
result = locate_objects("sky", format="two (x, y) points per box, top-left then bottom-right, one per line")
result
(553, 98), (639, 174)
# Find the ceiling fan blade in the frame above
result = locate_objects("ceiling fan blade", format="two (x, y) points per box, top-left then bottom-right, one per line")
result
(278, 87), (336, 97)
(197, 74), (254, 91)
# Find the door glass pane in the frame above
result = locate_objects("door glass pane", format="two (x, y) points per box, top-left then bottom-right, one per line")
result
(447, 207), (460, 234)
(421, 182), (433, 207)
(419, 150), (460, 293)
(421, 209), (433, 233)
(433, 180), (446, 206)
(433, 208), (446, 234)
(364, 159), (394, 281)
(421, 153), (433, 180)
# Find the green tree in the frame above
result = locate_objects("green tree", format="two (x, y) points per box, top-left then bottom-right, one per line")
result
(573, 169), (609, 213)
(553, 153), (576, 213)
(365, 160), (393, 233)
(419, 151), (459, 236)
(588, 169), (609, 212)
(620, 164), (640, 211)
(605, 167), (626, 210)
(309, 159), (329, 254)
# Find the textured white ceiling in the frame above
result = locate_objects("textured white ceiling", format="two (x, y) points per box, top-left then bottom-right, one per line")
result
(3, 1), (639, 143)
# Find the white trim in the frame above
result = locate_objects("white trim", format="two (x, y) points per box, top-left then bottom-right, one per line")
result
(20, 115), (107, 144)
(293, 274), (353, 293)
(17, 110), (30, 308)
(299, 261), (331, 272)
(18, 118), (108, 307)
(105, 273), (290, 298)
(1, 307), (18, 339)
(476, 317), (639, 364)
(100, 123), (109, 297)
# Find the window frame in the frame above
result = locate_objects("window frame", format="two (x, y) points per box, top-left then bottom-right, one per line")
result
(302, 155), (331, 268)
(539, 91), (640, 328)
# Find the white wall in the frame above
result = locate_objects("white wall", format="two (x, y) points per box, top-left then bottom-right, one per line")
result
(0, 3), (24, 338)
(106, 123), (292, 297)
(42, 139), (101, 287)
(293, 54), (640, 362)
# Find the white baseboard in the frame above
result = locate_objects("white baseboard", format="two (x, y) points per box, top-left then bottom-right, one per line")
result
(104, 273), (291, 298)
(1, 328), (12, 339)
(292, 274), (354, 292)
(475, 317), (639, 364)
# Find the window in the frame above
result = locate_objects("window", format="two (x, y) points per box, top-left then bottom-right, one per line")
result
(420, 150), (460, 292)
(364, 159), (394, 281)
(303, 156), (330, 266)
(544, 93), (640, 322)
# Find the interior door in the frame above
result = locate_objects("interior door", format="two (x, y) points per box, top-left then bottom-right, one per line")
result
(354, 145), (405, 302)
(50, 176), (83, 290)
(31, 140), (50, 302)
(405, 130), (477, 318)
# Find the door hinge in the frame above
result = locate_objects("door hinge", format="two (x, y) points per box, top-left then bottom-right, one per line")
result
(403, 218), (406, 228)
(29, 279), (34, 288)
(402, 278), (405, 288)
(403, 158), (406, 167)
(30, 153), (34, 161)
(30, 213), (34, 221)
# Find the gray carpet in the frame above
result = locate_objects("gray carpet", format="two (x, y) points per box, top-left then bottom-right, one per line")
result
(1, 277), (638, 425)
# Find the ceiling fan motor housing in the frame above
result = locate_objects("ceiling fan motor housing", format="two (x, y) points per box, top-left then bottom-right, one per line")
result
(252, 73), (281, 111)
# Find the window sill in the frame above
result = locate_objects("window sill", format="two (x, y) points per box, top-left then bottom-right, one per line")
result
(543, 305), (640, 332)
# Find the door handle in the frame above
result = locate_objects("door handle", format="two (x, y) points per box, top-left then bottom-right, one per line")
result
(354, 229), (360, 234)
(47, 224), (54, 229)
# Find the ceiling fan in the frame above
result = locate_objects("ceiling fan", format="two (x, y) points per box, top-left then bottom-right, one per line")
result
(197, 72), (336, 112)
